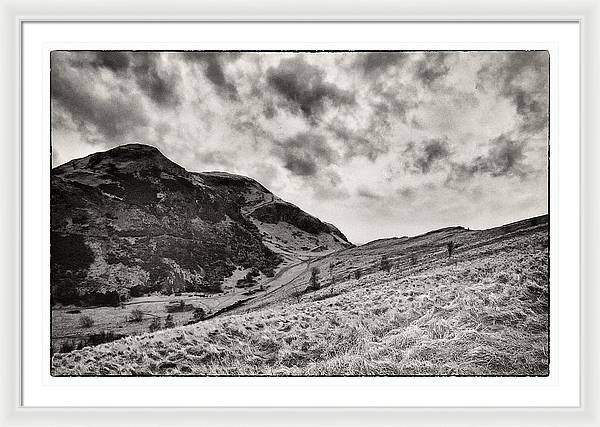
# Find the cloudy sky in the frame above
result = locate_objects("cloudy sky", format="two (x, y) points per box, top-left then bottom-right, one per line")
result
(51, 50), (549, 244)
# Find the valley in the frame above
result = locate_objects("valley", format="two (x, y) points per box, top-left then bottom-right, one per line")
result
(52, 213), (549, 375)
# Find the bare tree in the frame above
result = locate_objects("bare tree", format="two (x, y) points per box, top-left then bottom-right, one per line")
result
(447, 241), (456, 258)
(380, 255), (392, 272)
(329, 262), (335, 294)
(294, 288), (303, 303)
(309, 267), (321, 291)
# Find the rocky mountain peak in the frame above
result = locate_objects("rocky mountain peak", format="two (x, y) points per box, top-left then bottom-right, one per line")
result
(55, 143), (185, 177)
(51, 144), (351, 306)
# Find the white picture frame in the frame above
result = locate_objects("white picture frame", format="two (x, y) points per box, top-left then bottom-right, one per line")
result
(1, 0), (599, 425)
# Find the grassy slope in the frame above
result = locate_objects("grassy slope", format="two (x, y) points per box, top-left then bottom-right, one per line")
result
(52, 216), (549, 376)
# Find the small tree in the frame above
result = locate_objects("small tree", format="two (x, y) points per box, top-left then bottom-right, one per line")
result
(380, 255), (392, 272)
(309, 267), (320, 291)
(164, 314), (175, 329)
(447, 240), (456, 258)
(60, 340), (75, 353)
(329, 262), (335, 294)
(192, 306), (206, 321)
(354, 270), (362, 280)
(130, 308), (144, 322)
(79, 315), (94, 328)
(148, 316), (161, 332)
(292, 288), (303, 303)
(166, 300), (193, 313)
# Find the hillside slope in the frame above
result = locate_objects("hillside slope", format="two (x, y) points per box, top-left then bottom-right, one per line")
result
(228, 215), (548, 315)
(52, 215), (549, 376)
(51, 144), (351, 306)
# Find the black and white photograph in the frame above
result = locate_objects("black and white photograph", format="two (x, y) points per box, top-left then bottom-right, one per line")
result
(49, 50), (549, 377)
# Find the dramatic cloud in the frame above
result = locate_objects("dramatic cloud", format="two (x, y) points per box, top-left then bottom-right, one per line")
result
(369, 80), (418, 125)
(449, 134), (531, 180)
(327, 120), (388, 161)
(272, 132), (336, 177)
(51, 51), (549, 243)
(51, 52), (150, 141)
(130, 53), (181, 107)
(478, 51), (549, 135)
(415, 52), (450, 87)
(266, 56), (355, 123)
(181, 52), (240, 100)
(87, 51), (131, 73)
(359, 52), (410, 75)
(54, 51), (182, 108)
(403, 138), (452, 173)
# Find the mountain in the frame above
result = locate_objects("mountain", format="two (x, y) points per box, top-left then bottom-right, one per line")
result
(51, 144), (352, 306)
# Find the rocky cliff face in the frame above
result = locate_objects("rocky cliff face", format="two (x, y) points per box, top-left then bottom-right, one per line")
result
(51, 144), (351, 306)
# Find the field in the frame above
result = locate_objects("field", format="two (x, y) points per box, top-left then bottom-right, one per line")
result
(52, 216), (549, 376)
(52, 292), (242, 352)
(51, 252), (335, 353)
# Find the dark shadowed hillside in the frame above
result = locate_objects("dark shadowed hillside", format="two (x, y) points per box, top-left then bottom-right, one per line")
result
(51, 144), (351, 306)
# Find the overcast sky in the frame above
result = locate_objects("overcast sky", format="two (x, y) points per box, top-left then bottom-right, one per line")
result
(51, 51), (549, 244)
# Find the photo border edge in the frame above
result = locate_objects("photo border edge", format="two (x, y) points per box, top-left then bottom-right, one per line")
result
(2, 0), (597, 425)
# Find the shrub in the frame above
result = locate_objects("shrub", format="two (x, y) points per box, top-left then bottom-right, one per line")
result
(329, 262), (336, 293)
(380, 255), (392, 272)
(79, 315), (94, 328)
(354, 270), (362, 279)
(130, 308), (144, 322)
(87, 331), (122, 346)
(166, 300), (193, 313)
(237, 268), (261, 288)
(148, 317), (162, 332)
(309, 267), (320, 291)
(192, 307), (206, 321)
(410, 255), (418, 266)
(237, 276), (255, 288)
(292, 287), (303, 303)
(59, 340), (75, 353)
(164, 314), (175, 329)
(447, 241), (456, 258)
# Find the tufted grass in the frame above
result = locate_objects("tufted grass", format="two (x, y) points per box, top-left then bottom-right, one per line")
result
(52, 223), (548, 377)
